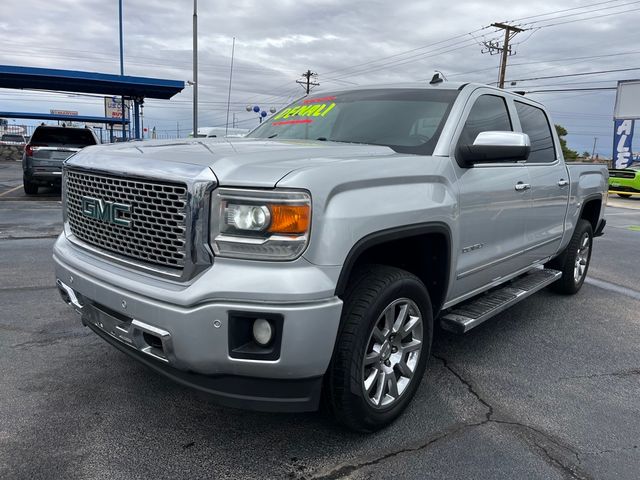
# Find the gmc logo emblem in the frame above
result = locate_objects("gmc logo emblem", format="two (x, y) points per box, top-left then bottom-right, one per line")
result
(81, 196), (131, 227)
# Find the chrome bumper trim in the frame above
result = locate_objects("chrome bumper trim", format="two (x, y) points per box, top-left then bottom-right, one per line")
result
(58, 279), (175, 365)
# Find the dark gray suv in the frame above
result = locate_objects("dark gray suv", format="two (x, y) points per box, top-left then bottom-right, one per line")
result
(23, 126), (98, 195)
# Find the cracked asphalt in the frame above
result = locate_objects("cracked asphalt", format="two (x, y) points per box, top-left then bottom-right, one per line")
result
(1, 160), (639, 479)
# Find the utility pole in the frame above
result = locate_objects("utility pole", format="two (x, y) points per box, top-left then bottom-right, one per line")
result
(591, 137), (598, 159)
(296, 70), (319, 94)
(482, 22), (524, 88)
(192, 0), (198, 137)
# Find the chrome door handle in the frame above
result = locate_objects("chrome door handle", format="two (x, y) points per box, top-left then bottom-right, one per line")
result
(515, 182), (531, 191)
(558, 179), (569, 187)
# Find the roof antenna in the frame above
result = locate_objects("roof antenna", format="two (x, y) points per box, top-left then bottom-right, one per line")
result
(430, 70), (447, 85)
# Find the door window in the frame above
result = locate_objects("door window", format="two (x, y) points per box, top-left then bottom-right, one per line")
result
(457, 95), (512, 148)
(515, 101), (556, 163)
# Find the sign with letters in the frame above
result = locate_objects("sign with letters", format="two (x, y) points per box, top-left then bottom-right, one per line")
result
(613, 119), (636, 169)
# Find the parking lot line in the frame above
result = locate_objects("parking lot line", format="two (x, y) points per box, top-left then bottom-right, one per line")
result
(0, 185), (22, 197)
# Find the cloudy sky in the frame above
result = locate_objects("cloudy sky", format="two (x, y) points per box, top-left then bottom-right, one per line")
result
(1, 0), (639, 156)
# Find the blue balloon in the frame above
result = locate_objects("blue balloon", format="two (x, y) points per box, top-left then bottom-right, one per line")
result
(253, 105), (260, 113)
(260, 111), (267, 117)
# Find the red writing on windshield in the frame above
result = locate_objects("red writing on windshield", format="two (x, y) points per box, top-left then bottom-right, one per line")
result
(302, 96), (336, 104)
(272, 119), (314, 126)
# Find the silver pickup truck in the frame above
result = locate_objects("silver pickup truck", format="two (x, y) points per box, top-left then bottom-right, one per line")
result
(54, 83), (607, 432)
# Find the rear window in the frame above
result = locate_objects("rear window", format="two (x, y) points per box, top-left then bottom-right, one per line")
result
(1, 134), (24, 142)
(30, 127), (96, 146)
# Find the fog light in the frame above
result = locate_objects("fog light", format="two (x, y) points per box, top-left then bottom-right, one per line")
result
(252, 318), (273, 346)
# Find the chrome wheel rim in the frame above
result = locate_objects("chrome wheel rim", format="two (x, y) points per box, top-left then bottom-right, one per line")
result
(574, 232), (591, 283)
(362, 298), (423, 409)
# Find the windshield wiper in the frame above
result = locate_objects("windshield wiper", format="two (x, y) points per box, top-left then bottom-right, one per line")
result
(315, 137), (327, 141)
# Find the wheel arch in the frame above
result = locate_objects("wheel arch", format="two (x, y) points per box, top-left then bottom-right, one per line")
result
(334, 222), (452, 315)
(579, 194), (603, 231)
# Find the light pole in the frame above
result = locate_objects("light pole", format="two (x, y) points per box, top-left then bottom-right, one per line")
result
(225, 37), (236, 136)
(192, 0), (198, 137)
(119, 0), (126, 141)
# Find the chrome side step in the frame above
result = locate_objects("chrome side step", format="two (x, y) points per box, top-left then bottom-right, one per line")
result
(440, 268), (562, 334)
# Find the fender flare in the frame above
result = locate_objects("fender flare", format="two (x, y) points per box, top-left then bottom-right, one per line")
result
(334, 222), (452, 309)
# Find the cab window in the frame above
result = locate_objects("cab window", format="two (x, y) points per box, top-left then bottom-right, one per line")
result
(515, 101), (556, 163)
(457, 95), (512, 149)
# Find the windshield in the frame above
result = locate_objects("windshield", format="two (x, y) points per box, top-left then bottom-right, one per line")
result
(247, 88), (459, 155)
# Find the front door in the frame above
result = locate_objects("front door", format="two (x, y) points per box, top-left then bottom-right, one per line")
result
(449, 92), (532, 301)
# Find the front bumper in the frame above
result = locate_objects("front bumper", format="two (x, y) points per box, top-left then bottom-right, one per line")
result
(54, 234), (343, 412)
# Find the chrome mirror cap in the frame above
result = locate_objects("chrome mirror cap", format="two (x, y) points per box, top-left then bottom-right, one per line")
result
(473, 131), (530, 147)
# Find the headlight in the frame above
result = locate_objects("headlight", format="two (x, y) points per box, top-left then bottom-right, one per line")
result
(210, 188), (311, 261)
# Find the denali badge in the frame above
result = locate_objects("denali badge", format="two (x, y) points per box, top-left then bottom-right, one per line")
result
(81, 196), (131, 227)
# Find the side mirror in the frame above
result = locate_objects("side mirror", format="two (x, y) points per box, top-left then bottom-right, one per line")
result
(458, 131), (530, 166)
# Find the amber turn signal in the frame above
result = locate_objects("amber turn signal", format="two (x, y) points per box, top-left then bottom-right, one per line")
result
(268, 204), (310, 234)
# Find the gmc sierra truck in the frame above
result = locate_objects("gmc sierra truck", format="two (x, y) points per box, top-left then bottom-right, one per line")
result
(54, 83), (608, 432)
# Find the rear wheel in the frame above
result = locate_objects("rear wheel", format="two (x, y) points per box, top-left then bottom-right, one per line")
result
(23, 178), (38, 195)
(324, 265), (433, 432)
(547, 219), (593, 294)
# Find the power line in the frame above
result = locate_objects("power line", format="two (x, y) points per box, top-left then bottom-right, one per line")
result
(523, 5), (640, 28)
(512, 0), (639, 24)
(525, 87), (617, 93)
(508, 66), (640, 83)
(320, 27), (493, 77)
(324, 35), (502, 81)
(446, 49), (640, 79)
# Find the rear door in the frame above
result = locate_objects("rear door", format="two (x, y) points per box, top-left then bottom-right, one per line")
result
(514, 101), (569, 262)
(449, 91), (532, 301)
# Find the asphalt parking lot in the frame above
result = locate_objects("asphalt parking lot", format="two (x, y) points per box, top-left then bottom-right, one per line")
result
(1, 159), (639, 480)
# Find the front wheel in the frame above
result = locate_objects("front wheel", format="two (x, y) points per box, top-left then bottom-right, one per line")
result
(324, 265), (433, 432)
(547, 219), (593, 294)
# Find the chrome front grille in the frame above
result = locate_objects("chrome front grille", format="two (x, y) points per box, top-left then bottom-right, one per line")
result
(65, 169), (188, 269)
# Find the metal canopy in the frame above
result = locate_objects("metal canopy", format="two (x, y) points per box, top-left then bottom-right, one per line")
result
(0, 65), (184, 100)
(0, 111), (129, 125)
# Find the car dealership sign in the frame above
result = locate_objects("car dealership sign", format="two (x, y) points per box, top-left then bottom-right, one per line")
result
(104, 97), (130, 120)
(613, 80), (640, 168)
(613, 119), (635, 168)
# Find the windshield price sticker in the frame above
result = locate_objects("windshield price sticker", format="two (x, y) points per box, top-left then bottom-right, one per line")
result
(272, 98), (337, 125)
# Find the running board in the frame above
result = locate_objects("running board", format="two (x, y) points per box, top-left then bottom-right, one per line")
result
(440, 269), (562, 334)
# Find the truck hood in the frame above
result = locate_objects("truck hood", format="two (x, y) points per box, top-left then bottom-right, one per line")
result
(66, 137), (397, 187)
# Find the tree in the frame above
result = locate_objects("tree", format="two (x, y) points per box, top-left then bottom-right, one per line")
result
(555, 124), (578, 160)
(581, 150), (591, 159)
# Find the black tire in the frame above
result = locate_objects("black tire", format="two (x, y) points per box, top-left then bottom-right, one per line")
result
(547, 219), (593, 294)
(324, 264), (433, 432)
(617, 193), (632, 199)
(23, 178), (38, 195)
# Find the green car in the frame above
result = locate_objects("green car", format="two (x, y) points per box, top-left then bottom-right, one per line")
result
(609, 166), (640, 198)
